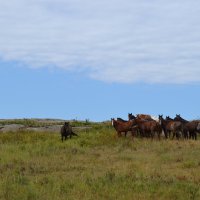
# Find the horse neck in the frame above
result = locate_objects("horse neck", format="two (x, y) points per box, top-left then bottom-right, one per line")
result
(175, 118), (188, 124)
(181, 118), (189, 123)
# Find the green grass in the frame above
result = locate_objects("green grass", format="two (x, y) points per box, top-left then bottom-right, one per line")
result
(0, 125), (200, 200)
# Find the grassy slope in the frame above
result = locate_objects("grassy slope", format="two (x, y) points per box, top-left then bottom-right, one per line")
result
(0, 124), (200, 200)
(0, 119), (97, 127)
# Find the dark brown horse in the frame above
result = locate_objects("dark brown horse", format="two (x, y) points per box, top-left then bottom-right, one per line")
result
(174, 114), (200, 140)
(174, 114), (189, 139)
(111, 118), (136, 138)
(128, 113), (136, 120)
(134, 118), (162, 139)
(174, 114), (188, 123)
(159, 115), (182, 139)
(184, 121), (200, 140)
(60, 122), (78, 142)
(166, 116), (174, 121)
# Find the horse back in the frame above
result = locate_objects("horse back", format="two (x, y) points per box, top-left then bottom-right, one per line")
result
(113, 120), (136, 132)
(137, 114), (152, 120)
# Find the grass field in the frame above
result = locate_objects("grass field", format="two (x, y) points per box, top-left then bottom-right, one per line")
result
(0, 124), (200, 200)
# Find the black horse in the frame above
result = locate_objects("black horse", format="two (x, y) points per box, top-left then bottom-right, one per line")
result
(60, 122), (78, 142)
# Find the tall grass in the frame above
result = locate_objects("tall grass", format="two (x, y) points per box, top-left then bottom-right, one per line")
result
(0, 126), (200, 200)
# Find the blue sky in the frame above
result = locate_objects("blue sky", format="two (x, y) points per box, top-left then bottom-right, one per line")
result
(0, 0), (200, 121)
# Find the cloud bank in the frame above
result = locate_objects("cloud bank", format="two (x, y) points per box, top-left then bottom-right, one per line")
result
(0, 0), (200, 83)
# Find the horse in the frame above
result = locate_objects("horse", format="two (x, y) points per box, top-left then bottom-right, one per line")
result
(111, 118), (136, 138)
(166, 116), (174, 121)
(128, 113), (153, 121)
(60, 122), (78, 142)
(184, 121), (200, 140)
(159, 115), (182, 139)
(128, 113), (136, 120)
(174, 114), (188, 123)
(134, 118), (162, 139)
(136, 114), (153, 121)
(174, 114), (200, 140)
(174, 114), (189, 139)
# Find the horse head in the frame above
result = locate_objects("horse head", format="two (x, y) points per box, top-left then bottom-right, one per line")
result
(174, 114), (188, 123)
(158, 115), (163, 124)
(128, 113), (136, 120)
(111, 118), (115, 126)
(166, 116), (173, 121)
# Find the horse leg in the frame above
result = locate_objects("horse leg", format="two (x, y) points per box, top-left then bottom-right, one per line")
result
(117, 131), (122, 137)
(189, 132), (192, 139)
(61, 135), (64, 142)
(125, 132), (127, 137)
(194, 132), (197, 140)
(164, 130), (168, 139)
(176, 132), (180, 140)
(157, 131), (161, 140)
(167, 131), (170, 139)
(151, 132), (154, 140)
(131, 130), (135, 141)
(190, 132), (193, 140)
(172, 132), (176, 140)
(183, 130), (187, 140)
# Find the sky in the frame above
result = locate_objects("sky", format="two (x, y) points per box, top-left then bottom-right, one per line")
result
(0, 0), (200, 121)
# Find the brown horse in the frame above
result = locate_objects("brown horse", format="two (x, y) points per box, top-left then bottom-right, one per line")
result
(137, 114), (153, 121)
(111, 118), (136, 138)
(159, 115), (182, 139)
(174, 114), (200, 140)
(128, 113), (153, 121)
(134, 118), (162, 139)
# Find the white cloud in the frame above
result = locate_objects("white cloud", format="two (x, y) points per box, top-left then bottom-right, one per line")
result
(0, 0), (200, 83)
